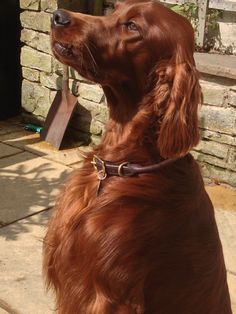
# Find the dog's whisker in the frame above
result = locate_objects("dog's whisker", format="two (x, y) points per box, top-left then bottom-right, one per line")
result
(84, 43), (98, 73)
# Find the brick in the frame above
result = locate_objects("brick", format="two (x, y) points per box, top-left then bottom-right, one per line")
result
(22, 80), (50, 117)
(192, 150), (228, 170)
(40, 72), (62, 90)
(77, 97), (108, 123)
(21, 46), (52, 72)
(20, 11), (51, 33)
(69, 67), (91, 83)
(21, 29), (51, 54)
(201, 129), (236, 147)
(200, 80), (228, 107)
(20, 0), (40, 10)
(228, 90), (236, 108)
(52, 59), (63, 75)
(79, 83), (104, 103)
(22, 67), (40, 82)
(198, 161), (236, 187)
(71, 114), (104, 135)
(195, 140), (229, 159)
(228, 147), (236, 171)
(199, 105), (236, 135)
(41, 0), (57, 12)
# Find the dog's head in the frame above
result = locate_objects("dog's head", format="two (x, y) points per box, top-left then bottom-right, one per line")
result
(51, 0), (194, 83)
(51, 0), (201, 158)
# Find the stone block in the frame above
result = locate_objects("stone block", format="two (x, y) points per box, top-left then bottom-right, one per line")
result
(69, 67), (91, 83)
(91, 134), (102, 146)
(228, 147), (236, 171)
(33, 88), (51, 118)
(40, 72), (62, 90)
(71, 114), (104, 135)
(195, 140), (229, 159)
(41, 0), (57, 12)
(22, 80), (50, 117)
(192, 150), (228, 170)
(20, 11), (51, 33)
(229, 90), (236, 107)
(50, 90), (57, 103)
(22, 67), (40, 82)
(52, 59), (63, 75)
(20, 0), (40, 10)
(198, 161), (236, 187)
(21, 29), (51, 54)
(77, 97), (108, 123)
(200, 80), (227, 107)
(90, 119), (104, 135)
(79, 83), (104, 103)
(21, 46), (52, 72)
(22, 80), (37, 112)
(201, 129), (236, 147)
(199, 105), (236, 135)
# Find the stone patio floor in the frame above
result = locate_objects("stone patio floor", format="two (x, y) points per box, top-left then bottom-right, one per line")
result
(0, 117), (235, 314)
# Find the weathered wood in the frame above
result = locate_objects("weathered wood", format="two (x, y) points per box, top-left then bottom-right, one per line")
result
(196, 0), (209, 47)
(209, 0), (236, 11)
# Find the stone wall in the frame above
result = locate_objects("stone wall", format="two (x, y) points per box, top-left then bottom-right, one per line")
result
(20, 0), (107, 145)
(20, 0), (236, 186)
(193, 73), (236, 186)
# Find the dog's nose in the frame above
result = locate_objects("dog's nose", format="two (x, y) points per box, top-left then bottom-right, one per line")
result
(52, 10), (71, 27)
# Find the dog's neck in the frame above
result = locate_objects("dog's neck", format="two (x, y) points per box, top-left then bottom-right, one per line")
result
(97, 83), (159, 163)
(103, 81), (144, 126)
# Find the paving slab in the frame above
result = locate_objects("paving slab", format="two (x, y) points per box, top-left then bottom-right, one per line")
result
(0, 124), (25, 136)
(0, 127), (88, 167)
(0, 143), (22, 159)
(0, 152), (37, 169)
(228, 272), (236, 313)
(0, 210), (54, 314)
(25, 140), (85, 166)
(0, 130), (40, 150)
(0, 154), (71, 225)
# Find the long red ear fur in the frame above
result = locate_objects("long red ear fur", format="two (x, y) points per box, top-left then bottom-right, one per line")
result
(156, 57), (202, 159)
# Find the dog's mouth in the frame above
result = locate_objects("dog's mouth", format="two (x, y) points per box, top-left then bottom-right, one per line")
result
(53, 41), (75, 58)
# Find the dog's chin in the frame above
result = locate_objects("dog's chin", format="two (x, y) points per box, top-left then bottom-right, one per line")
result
(52, 41), (102, 83)
(52, 41), (76, 62)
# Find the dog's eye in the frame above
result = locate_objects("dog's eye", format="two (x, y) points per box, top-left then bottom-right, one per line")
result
(124, 21), (138, 31)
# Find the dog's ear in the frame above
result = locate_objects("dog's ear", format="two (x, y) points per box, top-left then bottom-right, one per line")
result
(154, 55), (202, 159)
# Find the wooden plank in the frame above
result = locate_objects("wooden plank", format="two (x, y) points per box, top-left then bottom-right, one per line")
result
(209, 0), (236, 11)
(160, 0), (186, 4)
(196, 0), (209, 47)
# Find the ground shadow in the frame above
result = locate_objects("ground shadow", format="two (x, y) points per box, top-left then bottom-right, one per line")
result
(0, 161), (70, 241)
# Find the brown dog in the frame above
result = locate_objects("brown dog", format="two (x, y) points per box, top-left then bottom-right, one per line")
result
(43, 1), (232, 313)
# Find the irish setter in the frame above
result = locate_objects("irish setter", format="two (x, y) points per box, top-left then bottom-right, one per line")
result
(43, 1), (232, 313)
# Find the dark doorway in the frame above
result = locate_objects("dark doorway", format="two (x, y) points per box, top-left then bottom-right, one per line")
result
(0, 0), (21, 120)
(58, 0), (104, 15)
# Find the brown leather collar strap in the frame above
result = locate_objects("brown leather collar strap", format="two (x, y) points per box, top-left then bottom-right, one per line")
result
(91, 155), (183, 178)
